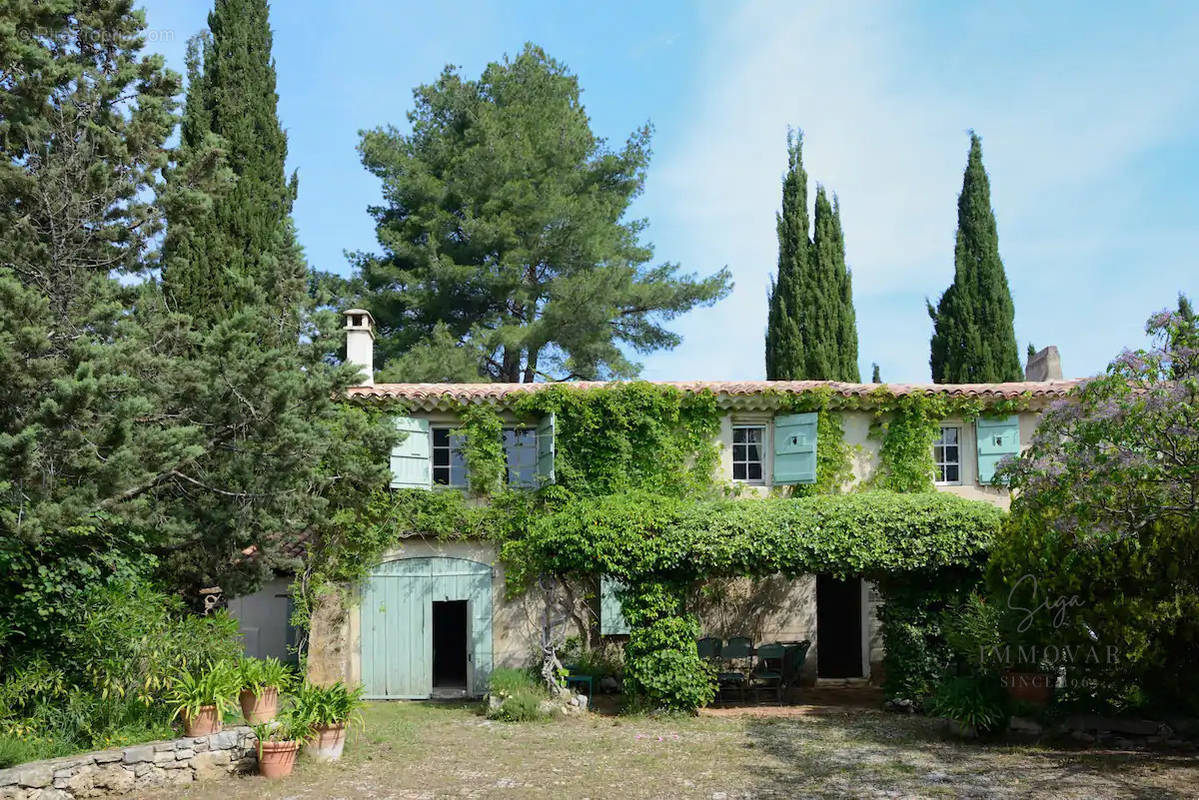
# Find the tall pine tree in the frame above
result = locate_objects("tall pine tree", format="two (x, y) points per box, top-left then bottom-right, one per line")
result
(162, 0), (304, 328)
(928, 133), (1022, 383)
(349, 45), (730, 382)
(766, 132), (860, 380)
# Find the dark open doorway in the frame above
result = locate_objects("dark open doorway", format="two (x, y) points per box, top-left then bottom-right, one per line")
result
(432, 600), (468, 691)
(816, 575), (862, 678)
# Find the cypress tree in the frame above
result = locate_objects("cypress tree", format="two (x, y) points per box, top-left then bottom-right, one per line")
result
(872, 363), (882, 383)
(928, 133), (1022, 383)
(766, 131), (860, 381)
(812, 190), (860, 381)
(766, 129), (809, 380)
(163, 0), (305, 327)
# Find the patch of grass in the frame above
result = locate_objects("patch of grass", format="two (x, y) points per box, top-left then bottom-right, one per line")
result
(0, 733), (76, 769)
(0, 694), (175, 767)
(486, 667), (550, 722)
(146, 703), (1199, 800)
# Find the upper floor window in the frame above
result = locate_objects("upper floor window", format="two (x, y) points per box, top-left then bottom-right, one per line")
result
(503, 428), (538, 487)
(732, 425), (766, 483)
(934, 426), (961, 484)
(432, 427), (468, 486)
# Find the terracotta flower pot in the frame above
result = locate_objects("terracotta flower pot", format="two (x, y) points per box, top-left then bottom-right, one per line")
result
(182, 704), (222, 737)
(1005, 670), (1055, 706)
(302, 722), (346, 762)
(240, 687), (279, 725)
(257, 740), (301, 778)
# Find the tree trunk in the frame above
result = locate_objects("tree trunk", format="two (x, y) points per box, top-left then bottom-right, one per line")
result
(499, 346), (522, 383)
(522, 346), (540, 383)
(306, 592), (351, 687)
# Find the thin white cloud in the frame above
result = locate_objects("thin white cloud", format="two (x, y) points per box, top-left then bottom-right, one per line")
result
(638, 0), (1199, 382)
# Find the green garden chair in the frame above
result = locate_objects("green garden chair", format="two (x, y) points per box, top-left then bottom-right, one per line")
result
(782, 640), (812, 699)
(717, 636), (753, 704)
(751, 643), (786, 705)
(696, 636), (722, 660)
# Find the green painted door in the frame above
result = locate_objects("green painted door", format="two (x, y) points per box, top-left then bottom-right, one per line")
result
(361, 557), (493, 699)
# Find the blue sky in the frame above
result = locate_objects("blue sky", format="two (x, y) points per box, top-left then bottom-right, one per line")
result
(139, 1), (1198, 382)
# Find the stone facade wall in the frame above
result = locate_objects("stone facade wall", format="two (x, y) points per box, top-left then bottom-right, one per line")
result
(0, 728), (257, 799)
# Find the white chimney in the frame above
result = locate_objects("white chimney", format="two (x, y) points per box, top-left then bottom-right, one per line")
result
(343, 309), (375, 386)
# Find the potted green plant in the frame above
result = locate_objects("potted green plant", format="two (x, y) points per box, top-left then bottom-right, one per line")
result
(291, 681), (365, 762)
(166, 660), (240, 737)
(252, 710), (309, 779)
(237, 657), (293, 724)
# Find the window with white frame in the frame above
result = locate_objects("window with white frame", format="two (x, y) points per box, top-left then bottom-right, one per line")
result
(503, 428), (538, 487)
(933, 426), (961, 484)
(431, 427), (468, 486)
(732, 425), (766, 483)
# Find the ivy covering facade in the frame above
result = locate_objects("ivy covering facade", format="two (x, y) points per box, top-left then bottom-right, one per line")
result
(316, 381), (1054, 710)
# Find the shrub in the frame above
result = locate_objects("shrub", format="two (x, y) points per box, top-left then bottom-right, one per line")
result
(0, 580), (243, 764)
(993, 302), (1199, 714)
(486, 668), (549, 722)
(927, 675), (1009, 736)
(65, 580), (242, 704)
(941, 594), (1004, 676)
(558, 637), (624, 679)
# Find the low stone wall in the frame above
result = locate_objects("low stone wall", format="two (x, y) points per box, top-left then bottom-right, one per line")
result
(0, 727), (257, 799)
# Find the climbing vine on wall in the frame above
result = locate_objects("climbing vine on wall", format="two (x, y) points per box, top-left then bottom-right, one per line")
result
(872, 395), (943, 492)
(781, 389), (855, 496)
(513, 382), (723, 499)
(866, 391), (1034, 493)
(320, 383), (1046, 707)
(504, 490), (1002, 710)
(456, 403), (507, 496)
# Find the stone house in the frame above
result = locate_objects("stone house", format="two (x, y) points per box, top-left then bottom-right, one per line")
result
(233, 310), (1075, 698)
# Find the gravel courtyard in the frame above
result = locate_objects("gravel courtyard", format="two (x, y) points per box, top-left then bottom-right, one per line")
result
(149, 701), (1199, 800)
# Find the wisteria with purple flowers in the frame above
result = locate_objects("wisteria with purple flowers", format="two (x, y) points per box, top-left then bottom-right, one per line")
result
(989, 295), (1199, 711)
(1003, 298), (1199, 543)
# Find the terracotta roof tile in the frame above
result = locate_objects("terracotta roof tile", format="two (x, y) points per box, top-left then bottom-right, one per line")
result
(347, 380), (1080, 411)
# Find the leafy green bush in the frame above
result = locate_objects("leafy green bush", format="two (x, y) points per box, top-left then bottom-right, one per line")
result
(507, 490), (1000, 710)
(0, 581), (242, 765)
(559, 637), (624, 679)
(991, 302), (1199, 714)
(486, 668), (549, 722)
(927, 675), (1009, 736)
(67, 581), (241, 704)
(941, 594), (1004, 676)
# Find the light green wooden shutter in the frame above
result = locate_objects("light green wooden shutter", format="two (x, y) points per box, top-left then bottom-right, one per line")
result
(536, 413), (555, 486)
(773, 412), (818, 485)
(600, 576), (630, 635)
(390, 416), (431, 489)
(976, 415), (1021, 484)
